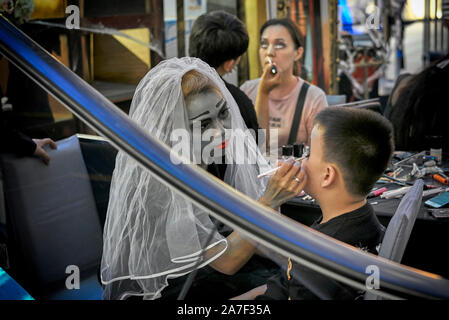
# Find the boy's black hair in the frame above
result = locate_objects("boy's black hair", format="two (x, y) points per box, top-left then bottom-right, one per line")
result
(314, 107), (394, 197)
(189, 11), (249, 69)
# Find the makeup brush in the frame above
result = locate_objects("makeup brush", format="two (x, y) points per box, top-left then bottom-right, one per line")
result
(258, 155), (307, 179)
(267, 57), (277, 75)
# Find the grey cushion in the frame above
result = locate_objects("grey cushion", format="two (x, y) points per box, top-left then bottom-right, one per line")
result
(0, 135), (103, 286)
(364, 179), (424, 300)
(378, 179), (424, 262)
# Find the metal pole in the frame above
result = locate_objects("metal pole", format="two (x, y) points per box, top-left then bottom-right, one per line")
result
(363, 48), (369, 99)
(424, 0), (431, 65)
(441, 0), (445, 51)
(147, 0), (166, 66)
(329, 0), (339, 95)
(176, 0), (185, 58)
(395, 0), (404, 78)
(266, 0), (277, 19)
(435, 0), (439, 52)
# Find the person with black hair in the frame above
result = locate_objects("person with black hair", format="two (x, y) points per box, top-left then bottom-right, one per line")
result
(241, 18), (328, 152)
(0, 2), (57, 164)
(0, 115), (57, 164)
(1, 69), (57, 165)
(189, 10), (260, 143)
(233, 107), (394, 300)
(384, 1), (449, 153)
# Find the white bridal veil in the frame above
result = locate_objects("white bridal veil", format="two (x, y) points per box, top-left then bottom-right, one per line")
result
(100, 57), (271, 300)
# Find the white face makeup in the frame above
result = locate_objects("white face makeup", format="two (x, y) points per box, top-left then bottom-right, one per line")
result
(185, 90), (232, 165)
(259, 25), (303, 75)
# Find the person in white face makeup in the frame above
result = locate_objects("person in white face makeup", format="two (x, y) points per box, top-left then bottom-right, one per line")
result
(182, 71), (232, 167)
(241, 18), (328, 151)
(188, 10), (260, 146)
(100, 57), (307, 300)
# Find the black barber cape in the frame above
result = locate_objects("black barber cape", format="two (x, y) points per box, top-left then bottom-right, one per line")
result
(256, 202), (385, 300)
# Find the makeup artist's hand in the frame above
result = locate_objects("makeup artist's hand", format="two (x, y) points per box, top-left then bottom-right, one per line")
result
(258, 158), (307, 209)
(254, 60), (280, 151)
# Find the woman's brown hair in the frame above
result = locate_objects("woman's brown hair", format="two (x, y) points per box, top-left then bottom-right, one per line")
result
(181, 70), (220, 100)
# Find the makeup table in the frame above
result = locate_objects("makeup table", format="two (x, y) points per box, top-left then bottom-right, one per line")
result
(281, 156), (449, 279)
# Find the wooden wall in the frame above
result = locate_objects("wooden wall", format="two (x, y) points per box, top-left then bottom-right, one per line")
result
(93, 28), (151, 85)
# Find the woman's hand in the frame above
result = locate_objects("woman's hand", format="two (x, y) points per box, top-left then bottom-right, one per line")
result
(259, 158), (307, 209)
(255, 60), (282, 151)
(258, 59), (281, 96)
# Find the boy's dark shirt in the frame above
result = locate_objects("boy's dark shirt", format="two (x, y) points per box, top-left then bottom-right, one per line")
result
(256, 202), (385, 300)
